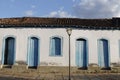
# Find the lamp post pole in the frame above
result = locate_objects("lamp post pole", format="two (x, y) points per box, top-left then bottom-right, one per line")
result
(66, 28), (72, 80)
(68, 34), (71, 80)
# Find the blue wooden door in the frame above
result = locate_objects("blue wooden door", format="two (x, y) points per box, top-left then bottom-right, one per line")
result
(76, 39), (87, 68)
(28, 37), (39, 67)
(98, 39), (109, 68)
(4, 37), (15, 65)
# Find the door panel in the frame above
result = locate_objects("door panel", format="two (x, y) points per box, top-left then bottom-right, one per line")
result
(76, 39), (87, 68)
(98, 39), (109, 68)
(28, 37), (39, 67)
(4, 37), (15, 65)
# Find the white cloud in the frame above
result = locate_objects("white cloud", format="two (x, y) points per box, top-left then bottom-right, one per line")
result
(24, 10), (34, 16)
(10, 0), (15, 2)
(73, 0), (120, 18)
(48, 11), (76, 18)
(31, 5), (36, 9)
(46, 8), (76, 18)
(72, 0), (75, 2)
(24, 5), (36, 16)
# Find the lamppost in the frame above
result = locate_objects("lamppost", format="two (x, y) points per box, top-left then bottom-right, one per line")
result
(66, 28), (72, 80)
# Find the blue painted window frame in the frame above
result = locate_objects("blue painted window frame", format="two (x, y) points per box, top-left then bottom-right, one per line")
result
(49, 36), (63, 56)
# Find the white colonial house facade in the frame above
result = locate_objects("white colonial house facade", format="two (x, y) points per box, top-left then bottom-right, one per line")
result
(0, 17), (120, 69)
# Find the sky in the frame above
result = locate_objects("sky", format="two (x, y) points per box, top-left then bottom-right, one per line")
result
(0, 0), (120, 18)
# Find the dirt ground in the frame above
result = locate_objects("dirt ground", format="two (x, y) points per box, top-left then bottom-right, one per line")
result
(0, 66), (120, 80)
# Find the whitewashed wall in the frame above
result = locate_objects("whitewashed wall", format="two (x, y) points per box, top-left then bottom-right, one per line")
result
(0, 28), (120, 66)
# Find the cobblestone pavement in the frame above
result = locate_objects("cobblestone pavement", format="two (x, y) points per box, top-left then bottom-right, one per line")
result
(0, 73), (120, 80)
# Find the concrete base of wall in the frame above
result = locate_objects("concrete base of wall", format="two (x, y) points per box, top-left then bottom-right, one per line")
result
(0, 61), (120, 74)
(0, 64), (120, 80)
(0, 65), (120, 74)
(0, 66), (120, 80)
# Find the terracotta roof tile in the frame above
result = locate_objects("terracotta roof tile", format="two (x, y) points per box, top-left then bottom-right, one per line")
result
(0, 17), (119, 28)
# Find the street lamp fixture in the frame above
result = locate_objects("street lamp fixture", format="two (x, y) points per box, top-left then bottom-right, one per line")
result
(66, 28), (72, 80)
(66, 28), (72, 36)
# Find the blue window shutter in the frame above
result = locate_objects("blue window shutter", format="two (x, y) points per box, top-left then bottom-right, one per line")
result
(50, 37), (62, 56)
(50, 38), (55, 56)
(55, 38), (61, 55)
